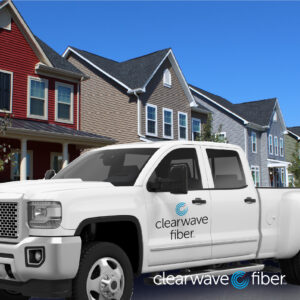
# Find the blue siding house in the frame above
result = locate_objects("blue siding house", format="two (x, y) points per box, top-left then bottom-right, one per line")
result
(189, 85), (288, 187)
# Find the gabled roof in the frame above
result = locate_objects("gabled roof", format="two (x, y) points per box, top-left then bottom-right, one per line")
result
(63, 46), (197, 106)
(64, 47), (170, 90)
(288, 127), (300, 140)
(0, 0), (83, 78)
(190, 84), (279, 128)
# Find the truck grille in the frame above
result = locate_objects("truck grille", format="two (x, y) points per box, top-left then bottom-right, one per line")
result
(0, 202), (18, 239)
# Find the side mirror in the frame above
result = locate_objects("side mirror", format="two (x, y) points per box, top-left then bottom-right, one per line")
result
(147, 164), (188, 194)
(44, 169), (56, 180)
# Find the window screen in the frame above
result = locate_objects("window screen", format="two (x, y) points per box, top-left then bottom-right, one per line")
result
(149, 148), (202, 190)
(207, 149), (246, 189)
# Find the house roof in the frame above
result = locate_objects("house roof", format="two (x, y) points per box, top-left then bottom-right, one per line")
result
(66, 47), (171, 90)
(190, 84), (277, 127)
(34, 37), (84, 76)
(5, 118), (115, 144)
(0, 0), (84, 78)
(288, 127), (300, 139)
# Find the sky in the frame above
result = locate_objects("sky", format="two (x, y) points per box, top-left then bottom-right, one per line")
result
(14, 0), (300, 127)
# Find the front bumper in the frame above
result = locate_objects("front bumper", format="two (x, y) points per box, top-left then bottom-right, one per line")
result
(0, 236), (81, 282)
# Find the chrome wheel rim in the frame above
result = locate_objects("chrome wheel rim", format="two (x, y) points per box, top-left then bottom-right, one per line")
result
(86, 257), (125, 300)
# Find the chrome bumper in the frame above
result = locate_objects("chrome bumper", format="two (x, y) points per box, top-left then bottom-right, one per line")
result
(0, 236), (81, 282)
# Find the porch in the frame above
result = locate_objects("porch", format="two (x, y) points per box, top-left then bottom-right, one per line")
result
(0, 118), (114, 182)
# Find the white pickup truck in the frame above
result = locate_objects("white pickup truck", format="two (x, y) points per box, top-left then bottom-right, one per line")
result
(0, 141), (299, 300)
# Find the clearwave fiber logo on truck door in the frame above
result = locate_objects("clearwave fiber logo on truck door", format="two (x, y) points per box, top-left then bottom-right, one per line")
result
(176, 202), (188, 216)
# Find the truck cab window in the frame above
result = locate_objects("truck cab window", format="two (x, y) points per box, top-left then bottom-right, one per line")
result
(54, 148), (157, 186)
(207, 149), (246, 189)
(149, 148), (202, 190)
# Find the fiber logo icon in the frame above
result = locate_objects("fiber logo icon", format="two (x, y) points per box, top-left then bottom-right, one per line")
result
(176, 202), (188, 216)
(231, 271), (250, 289)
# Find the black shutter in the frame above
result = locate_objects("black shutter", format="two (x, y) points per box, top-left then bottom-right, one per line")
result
(0, 72), (11, 111)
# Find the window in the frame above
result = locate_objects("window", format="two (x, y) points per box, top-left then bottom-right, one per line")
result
(274, 136), (278, 156)
(0, 70), (12, 112)
(207, 149), (246, 189)
(281, 168), (285, 187)
(216, 132), (227, 143)
(10, 150), (33, 180)
(251, 166), (260, 187)
(51, 153), (63, 173)
(279, 138), (284, 157)
(55, 82), (73, 123)
(163, 69), (172, 87)
(268, 134), (273, 154)
(192, 118), (201, 141)
(148, 148), (202, 190)
(163, 108), (173, 139)
(273, 111), (277, 122)
(55, 148), (157, 186)
(178, 112), (188, 140)
(146, 104), (157, 136)
(251, 131), (257, 153)
(28, 77), (48, 119)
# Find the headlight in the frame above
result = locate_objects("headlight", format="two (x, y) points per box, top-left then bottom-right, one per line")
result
(28, 201), (62, 229)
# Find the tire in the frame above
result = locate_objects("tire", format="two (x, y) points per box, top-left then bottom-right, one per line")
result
(0, 289), (29, 300)
(71, 242), (134, 300)
(280, 251), (300, 284)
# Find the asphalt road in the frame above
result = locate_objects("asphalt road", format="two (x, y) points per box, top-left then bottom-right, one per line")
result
(32, 273), (300, 300)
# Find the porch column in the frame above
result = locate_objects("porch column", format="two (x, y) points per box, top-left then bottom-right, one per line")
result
(62, 143), (69, 169)
(285, 166), (289, 187)
(20, 139), (27, 181)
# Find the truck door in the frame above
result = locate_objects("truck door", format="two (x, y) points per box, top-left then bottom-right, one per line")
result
(144, 146), (211, 269)
(202, 147), (260, 260)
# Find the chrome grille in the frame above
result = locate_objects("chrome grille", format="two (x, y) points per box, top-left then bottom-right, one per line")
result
(0, 202), (18, 239)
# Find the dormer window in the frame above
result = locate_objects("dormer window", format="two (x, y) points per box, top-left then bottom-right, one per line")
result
(163, 69), (172, 88)
(273, 111), (277, 122)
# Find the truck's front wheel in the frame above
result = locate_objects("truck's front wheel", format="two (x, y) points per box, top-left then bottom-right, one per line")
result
(0, 290), (29, 300)
(71, 242), (133, 300)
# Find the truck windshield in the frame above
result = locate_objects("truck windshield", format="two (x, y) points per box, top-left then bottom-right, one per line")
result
(54, 148), (157, 186)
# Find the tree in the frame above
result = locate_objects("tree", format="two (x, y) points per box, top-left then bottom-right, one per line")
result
(288, 143), (300, 187)
(198, 114), (227, 143)
(0, 114), (14, 172)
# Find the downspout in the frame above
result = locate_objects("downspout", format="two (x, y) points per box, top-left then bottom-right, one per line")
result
(128, 88), (146, 140)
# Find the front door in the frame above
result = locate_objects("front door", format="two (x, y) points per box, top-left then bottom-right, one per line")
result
(203, 147), (260, 260)
(145, 146), (211, 269)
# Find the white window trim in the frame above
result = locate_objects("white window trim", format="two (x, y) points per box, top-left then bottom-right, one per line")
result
(215, 131), (227, 141)
(10, 149), (33, 180)
(191, 118), (201, 141)
(251, 165), (260, 187)
(27, 76), (48, 120)
(162, 108), (173, 139)
(279, 137), (284, 157)
(163, 69), (172, 88)
(273, 111), (277, 122)
(274, 136), (279, 156)
(145, 104), (157, 137)
(55, 82), (74, 124)
(268, 134), (273, 154)
(251, 131), (257, 153)
(178, 112), (188, 141)
(0, 69), (13, 113)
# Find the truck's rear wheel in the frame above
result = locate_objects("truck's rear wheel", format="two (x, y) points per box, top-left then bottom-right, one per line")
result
(0, 290), (29, 300)
(280, 251), (300, 284)
(71, 242), (133, 300)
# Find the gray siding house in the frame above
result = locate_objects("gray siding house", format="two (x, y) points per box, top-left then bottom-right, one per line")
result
(190, 85), (288, 187)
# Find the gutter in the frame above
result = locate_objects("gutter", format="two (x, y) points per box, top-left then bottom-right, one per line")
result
(35, 63), (89, 82)
(127, 88), (147, 140)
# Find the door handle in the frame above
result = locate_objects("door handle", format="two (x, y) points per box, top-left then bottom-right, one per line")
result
(244, 197), (256, 204)
(192, 198), (207, 205)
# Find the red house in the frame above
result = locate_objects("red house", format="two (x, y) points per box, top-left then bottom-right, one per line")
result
(0, 0), (113, 182)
